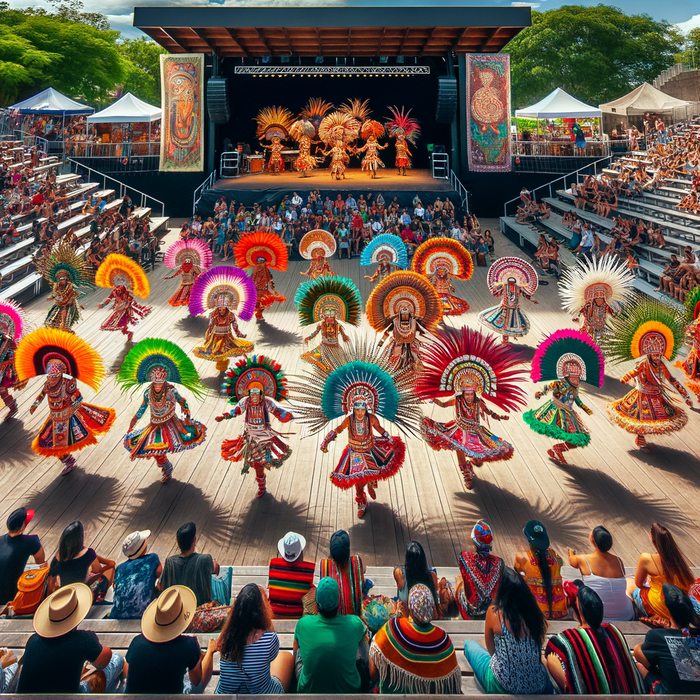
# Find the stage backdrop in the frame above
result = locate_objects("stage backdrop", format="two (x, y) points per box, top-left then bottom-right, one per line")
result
(160, 54), (204, 172)
(466, 54), (511, 173)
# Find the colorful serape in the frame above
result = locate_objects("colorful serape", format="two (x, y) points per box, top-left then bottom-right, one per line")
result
(267, 557), (315, 618)
(320, 555), (364, 616)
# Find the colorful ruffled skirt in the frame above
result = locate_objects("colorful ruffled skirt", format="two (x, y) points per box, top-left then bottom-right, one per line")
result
(361, 154), (385, 171)
(607, 389), (687, 435)
(294, 153), (317, 172)
(478, 304), (530, 337)
(100, 303), (151, 333)
(300, 342), (342, 370)
(439, 293), (470, 316)
(221, 425), (292, 474)
(33, 403), (116, 457)
(422, 417), (514, 462)
(125, 415), (206, 458)
(330, 436), (405, 489)
(395, 157), (411, 168)
(675, 350), (700, 398)
(168, 283), (193, 307)
(44, 302), (81, 332)
(256, 288), (286, 312)
(523, 400), (591, 446)
(193, 333), (254, 362)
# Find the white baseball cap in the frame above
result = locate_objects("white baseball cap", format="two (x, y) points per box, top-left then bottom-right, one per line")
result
(122, 530), (151, 559)
(278, 532), (306, 562)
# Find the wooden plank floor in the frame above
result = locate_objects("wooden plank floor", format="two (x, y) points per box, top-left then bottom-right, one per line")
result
(2, 219), (700, 573)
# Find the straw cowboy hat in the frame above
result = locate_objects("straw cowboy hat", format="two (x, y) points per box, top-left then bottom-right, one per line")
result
(34, 583), (93, 638)
(141, 586), (197, 643)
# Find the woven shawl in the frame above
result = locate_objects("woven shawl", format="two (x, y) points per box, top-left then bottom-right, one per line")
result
(320, 555), (363, 616)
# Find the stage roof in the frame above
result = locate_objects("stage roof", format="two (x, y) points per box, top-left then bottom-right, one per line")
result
(133, 3), (530, 58)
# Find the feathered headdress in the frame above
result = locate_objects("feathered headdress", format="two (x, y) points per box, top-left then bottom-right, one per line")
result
(412, 238), (473, 280)
(95, 254), (150, 299)
(0, 300), (27, 342)
(234, 230), (289, 271)
(360, 119), (385, 140)
(295, 275), (361, 327)
(15, 328), (104, 392)
(683, 286), (700, 324)
(360, 234), (408, 269)
(222, 354), (288, 403)
(300, 97), (334, 129)
(600, 299), (684, 363)
(318, 111), (360, 145)
(340, 98), (372, 124)
(560, 256), (636, 314)
(289, 118), (316, 140)
(33, 240), (93, 288)
(188, 266), (257, 321)
(255, 105), (294, 140)
(117, 337), (207, 399)
(366, 270), (443, 333)
(299, 229), (337, 260)
(385, 106), (421, 145)
(415, 327), (528, 410)
(531, 329), (605, 388)
(487, 257), (538, 296)
(165, 239), (213, 271)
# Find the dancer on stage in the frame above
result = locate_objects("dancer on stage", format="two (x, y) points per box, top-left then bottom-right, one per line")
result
(602, 300), (691, 453)
(319, 112), (360, 181)
(34, 240), (92, 333)
(366, 270), (442, 379)
(0, 300), (28, 421)
(216, 355), (294, 499)
(416, 327), (527, 489)
(255, 106), (294, 174)
(295, 275), (361, 370)
(361, 234), (408, 284)
(386, 106), (420, 176)
(234, 230), (288, 321)
(189, 266), (256, 372)
(95, 253), (152, 342)
(300, 229), (336, 279)
(560, 256), (636, 344)
(478, 257), (539, 344)
(164, 239), (212, 308)
(675, 287), (700, 400)
(523, 329), (604, 465)
(355, 120), (388, 178)
(412, 238), (473, 316)
(16, 328), (115, 475)
(289, 117), (318, 176)
(118, 338), (207, 483)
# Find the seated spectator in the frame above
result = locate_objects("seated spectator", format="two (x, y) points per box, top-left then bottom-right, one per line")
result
(268, 531), (315, 619)
(463, 567), (553, 694)
(514, 520), (568, 619)
(634, 583), (700, 694)
(216, 583), (294, 694)
(17, 583), (125, 693)
(0, 648), (18, 693)
(370, 583), (461, 694)
(0, 507), (44, 606)
(546, 581), (645, 693)
(110, 530), (162, 620)
(456, 520), (504, 620)
(320, 529), (366, 616)
(293, 576), (367, 693)
(125, 585), (215, 693)
(158, 522), (220, 607)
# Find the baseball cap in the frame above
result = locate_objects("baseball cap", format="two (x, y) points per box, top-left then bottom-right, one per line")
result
(7, 507), (34, 531)
(278, 532), (306, 563)
(329, 530), (350, 561)
(122, 530), (151, 559)
(524, 520), (550, 551)
(316, 577), (339, 612)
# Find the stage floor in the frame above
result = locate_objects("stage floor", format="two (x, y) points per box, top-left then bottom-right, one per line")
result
(2, 222), (699, 571)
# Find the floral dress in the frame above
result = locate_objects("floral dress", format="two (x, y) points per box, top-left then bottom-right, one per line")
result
(478, 282), (531, 337)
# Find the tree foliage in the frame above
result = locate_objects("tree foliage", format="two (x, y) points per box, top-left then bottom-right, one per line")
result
(118, 37), (168, 105)
(675, 27), (700, 68)
(505, 4), (684, 109)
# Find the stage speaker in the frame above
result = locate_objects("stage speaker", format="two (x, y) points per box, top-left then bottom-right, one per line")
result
(207, 78), (230, 124)
(435, 76), (458, 124)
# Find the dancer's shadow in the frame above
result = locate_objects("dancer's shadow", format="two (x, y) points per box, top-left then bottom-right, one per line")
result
(201, 374), (227, 396)
(0, 424), (42, 469)
(232, 494), (312, 550)
(175, 315), (210, 337)
(588, 376), (630, 402)
(255, 319), (302, 347)
(108, 343), (135, 374)
(631, 446), (700, 487)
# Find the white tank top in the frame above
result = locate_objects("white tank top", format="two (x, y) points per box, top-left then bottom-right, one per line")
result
(581, 554), (635, 621)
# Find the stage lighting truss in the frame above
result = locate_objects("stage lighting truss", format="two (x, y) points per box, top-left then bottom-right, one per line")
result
(235, 66), (429, 76)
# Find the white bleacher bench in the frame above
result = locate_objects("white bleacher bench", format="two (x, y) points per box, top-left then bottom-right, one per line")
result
(0, 272), (43, 301)
(55, 173), (80, 186)
(32, 162), (60, 176)
(0, 237), (36, 264)
(131, 207), (152, 220)
(149, 217), (170, 235)
(57, 213), (91, 232)
(63, 183), (99, 202)
(91, 189), (115, 201)
(103, 198), (124, 213)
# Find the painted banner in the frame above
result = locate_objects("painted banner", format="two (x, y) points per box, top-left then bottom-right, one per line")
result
(466, 54), (511, 172)
(160, 54), (204, 172)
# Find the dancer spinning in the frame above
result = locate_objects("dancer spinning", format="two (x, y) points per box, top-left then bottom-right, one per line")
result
(234, 230), (288, 322)
(366, 270), (442, 379)
(164, 239), (212, 308)
(602, 300), (691, 453)
(478, 257), (539, 344)
(386, 106), (420, 176)
(295, 275), (361, 370)
(216, 356), (294, 499)
(95, 254), (152, 342)
(300, 229), (336, 279)
(255, 106), (294, 174)
(189, 266), (256, 372)
(16, 328), (115, 475)
(319, 112), (360, 181)
(118, 338), (207, 483)
(559, 256), (636, 344)
(412, 237), (473, 316)
(355, 120), (388, 178)
(523, 329), (604, 465)
(0, 300), (28, 421)
(360, 234), (408, 284)
(675, 287), (700, 400)
(416, 327), (527, 489)
(289, 117), (318, 177)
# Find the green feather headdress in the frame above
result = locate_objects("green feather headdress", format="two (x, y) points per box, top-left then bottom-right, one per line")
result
(294, 275), (362, 327)
(684, 286), (700, 325)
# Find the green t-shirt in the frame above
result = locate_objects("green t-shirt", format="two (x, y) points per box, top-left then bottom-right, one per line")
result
(294, 614), (366, 693)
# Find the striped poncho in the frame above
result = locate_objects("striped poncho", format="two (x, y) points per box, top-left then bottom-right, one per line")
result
(369, 617), (462, 694)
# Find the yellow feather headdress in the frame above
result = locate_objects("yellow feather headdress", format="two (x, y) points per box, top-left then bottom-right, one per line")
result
(95, 254), (150, 299)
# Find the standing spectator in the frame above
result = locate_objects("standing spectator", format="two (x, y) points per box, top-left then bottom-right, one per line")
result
(0, 507), (44, 606)
(268, 532), (315, 619)
(346, 193), (357, 211)
(319, 530), (366, 617)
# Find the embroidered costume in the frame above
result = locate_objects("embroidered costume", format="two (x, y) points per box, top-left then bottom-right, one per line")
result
(217, 355), (294, 499)
(289, 118), (318, 176)
(361, 234), (408, 284)
(457, 549), (504, 620)
(255, 106), (294, 174)
(16, 328), (115, 475)
(524, 329), (605, 465)
(675, 286), (700, 400)
(189, 266), (256, 372)
(478, 257), (539, 344)
(117, 338), (207, 483)
(416, 327), (527, 488)
(386, 106), (420, 176)
(164, 239), (212, 307)
(0, 300), (28, 421)
(319, 112), (360, 180)
(412, 237), (473, 316)
(300, 229), (336, 279)
(355, 120), (388, 177)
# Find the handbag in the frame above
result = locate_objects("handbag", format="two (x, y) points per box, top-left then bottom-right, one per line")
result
(186, 602), (229, 633)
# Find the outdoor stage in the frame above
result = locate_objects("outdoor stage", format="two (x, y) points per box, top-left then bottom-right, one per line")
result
(1, 221), (699, 572)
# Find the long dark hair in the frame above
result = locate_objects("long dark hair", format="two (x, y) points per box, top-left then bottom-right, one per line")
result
(651, 523), (694, 590)
(404, 541), (438, 604)
(217, 584), (272, 663)
(532, 547), (553, 615)
(58, 521), (84, 562)
(574, 582), (617, 678)
(493, 567), (547, 646)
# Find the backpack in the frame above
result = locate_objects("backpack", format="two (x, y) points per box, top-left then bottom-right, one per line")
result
(9, 564), (50, 616)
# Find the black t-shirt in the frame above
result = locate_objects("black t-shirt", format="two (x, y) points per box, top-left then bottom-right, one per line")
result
(125, 634), (201, 694)
(0, 533), (41, 604)
(49, 548), (97, 586)
(17, 629), (102, 693)
(642, 628), (700, 693)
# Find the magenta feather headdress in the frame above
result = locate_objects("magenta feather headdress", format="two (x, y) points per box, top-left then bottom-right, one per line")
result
(385, 106), (421, 146)
(188, 266), (257, 321)
(164, 239), (213, 271)
(531, 329), (605, 388)
(0, 300), (27, 342)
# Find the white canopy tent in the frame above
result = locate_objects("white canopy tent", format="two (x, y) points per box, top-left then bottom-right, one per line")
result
(599, 82), (690, 117)
(515, 88), (601, 119)
(87, 92), (161, 124)
(9, 87), (93, 115)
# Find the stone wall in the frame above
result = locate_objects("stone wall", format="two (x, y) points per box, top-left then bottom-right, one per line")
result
(660, 70), (700, 102)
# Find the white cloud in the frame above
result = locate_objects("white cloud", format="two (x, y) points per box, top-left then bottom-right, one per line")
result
(676, 14), (700, 33)
(511, 2), (541, 6)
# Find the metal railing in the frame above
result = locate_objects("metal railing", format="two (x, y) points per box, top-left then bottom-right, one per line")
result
(66, 141), (161, 158)
(511, 139), (610, 158)
(431, 152), (449, 179)
(449, 169), (470, 214)
(193, 170), (218, 216)
(220, 151), (240, 177)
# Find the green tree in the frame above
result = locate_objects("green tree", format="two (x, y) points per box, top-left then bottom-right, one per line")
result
(675, 27), (700, 68)
(0, 24), (57, 103)
(504, 5), (684, 108)
(118, 37), (168, 105)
